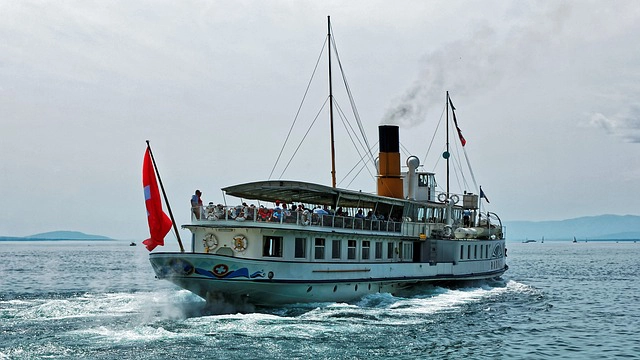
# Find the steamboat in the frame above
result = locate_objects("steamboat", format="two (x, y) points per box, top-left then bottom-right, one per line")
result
(147, 18), (507, 306)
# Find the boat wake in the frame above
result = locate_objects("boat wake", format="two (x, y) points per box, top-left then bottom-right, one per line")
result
(1, 279), (542, 359)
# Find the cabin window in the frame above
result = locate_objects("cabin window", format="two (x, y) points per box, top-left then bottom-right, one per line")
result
(347, 240), (356, 260)
(295, 237), (306, 258)
(460, 245), (464, 259)
(375, 242), (383, 259)
(387, 242), (394, 259)
(403, 243), (412, 261)
(467, 245), (471, 259)
(362, 241), (371, 260)
(418, 174), (429, 187)
(314, 238), (325, 260)
(479, 245), (483, 259)
(474, 245), (478, 259)
(332, 240), (341, 259)
(262, 236), (283, 257)
(486, 245), (489, 259)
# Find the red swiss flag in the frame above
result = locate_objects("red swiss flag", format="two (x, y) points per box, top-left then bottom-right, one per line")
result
(142, 148), (172, 251)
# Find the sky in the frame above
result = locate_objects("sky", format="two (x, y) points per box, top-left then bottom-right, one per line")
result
(1, 0), (639, 241)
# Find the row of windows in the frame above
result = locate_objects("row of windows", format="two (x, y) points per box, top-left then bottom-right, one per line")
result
(460, 243), (491, 260)
(263, 236), (412, 261)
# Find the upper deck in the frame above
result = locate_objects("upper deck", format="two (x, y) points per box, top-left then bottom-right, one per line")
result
(187, 180), (503, 240)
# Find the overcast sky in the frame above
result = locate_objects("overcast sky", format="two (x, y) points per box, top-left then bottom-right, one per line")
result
(1, 0), (639, 241)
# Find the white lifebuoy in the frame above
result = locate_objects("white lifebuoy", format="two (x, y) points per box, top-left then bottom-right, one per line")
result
(450, 194), (459, 204)
(203, 233), (218, 253)
(444, 225), (453, 237)
(235, 216), (246, 222)
(232, 235), (248, 252)
(437, 193), (447, 202)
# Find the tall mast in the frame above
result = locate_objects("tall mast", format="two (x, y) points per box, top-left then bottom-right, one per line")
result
(446, 91), (450, 197)
(328, 16), (337, 188)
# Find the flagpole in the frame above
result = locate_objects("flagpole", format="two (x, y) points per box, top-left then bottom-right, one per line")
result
(146, 140), (185, 253)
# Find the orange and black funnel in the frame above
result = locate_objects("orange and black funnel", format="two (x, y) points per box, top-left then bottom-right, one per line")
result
(377, 125), (403, 199)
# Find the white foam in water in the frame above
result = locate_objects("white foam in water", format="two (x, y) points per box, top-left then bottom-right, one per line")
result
(504, 279), (538, 294)
(73, 325), (190, 343)
(388, 284), (511, 316)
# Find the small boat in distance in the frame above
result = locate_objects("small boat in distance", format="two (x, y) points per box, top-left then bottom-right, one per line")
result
(129, 242), (137, 246)
(522, 239), (536, 243)
(145, 18), (507, 306)
(573, 236), (578, 243)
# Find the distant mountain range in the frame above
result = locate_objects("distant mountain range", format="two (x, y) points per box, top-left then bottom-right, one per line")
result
(0, 231), (111, 241)
(504, 214), (640, 241)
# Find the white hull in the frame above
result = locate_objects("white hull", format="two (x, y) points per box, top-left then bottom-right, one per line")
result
(149, 237), (507, 306)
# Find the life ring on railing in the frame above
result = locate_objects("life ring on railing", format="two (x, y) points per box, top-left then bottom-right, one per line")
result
(444, 225), (453, 237)
(437, 193), (447, 202)
(232, 235), (248, 252)
(301, 210), (310, 226)
(450, 194), (459, 204)
(235, 216), (246, 222)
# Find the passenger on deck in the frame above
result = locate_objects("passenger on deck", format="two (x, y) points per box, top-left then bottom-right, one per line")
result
(247, 204), (256, 220)
(258, 205), (270, 221)
(191, 190), (203, 220)
(313, 206), (328, 215)
(366, 211), (377, 220)
(272, 201), (283, 222)
(463, 209), (471, 227)
(355, 209), (365, 218)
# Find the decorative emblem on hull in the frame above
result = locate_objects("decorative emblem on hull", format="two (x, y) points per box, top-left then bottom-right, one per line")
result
(194, 264), (265, 280)
(212, 263), (229, 277)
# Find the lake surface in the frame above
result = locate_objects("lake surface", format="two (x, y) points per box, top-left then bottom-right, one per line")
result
(1, 240), (638, 359)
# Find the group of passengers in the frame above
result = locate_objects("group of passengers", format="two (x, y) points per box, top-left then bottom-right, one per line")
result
(191, 190), (395, 223)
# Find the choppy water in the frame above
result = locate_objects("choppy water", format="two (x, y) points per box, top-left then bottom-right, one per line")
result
(1, 240), (639, 359)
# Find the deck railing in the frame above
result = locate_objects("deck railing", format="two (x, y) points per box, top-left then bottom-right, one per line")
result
(191, 205), (404, 234)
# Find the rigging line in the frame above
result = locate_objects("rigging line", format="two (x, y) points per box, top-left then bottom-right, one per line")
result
(269, 37), (328, 180)
(451, 136), (470, 191)
(449, 113), (476, 192)
(451, 151), (465, 193)
(278, 96), (330, 179)
(329, 30), (375, 167)
(334, 101), (377, 186)
(335, 113), (366, 186)
(345, 141), (378, 187)
(345, 149), (376, 188)
(462, 146), (479, 193)
(422, 103), (447, 166)
(333, 100), (376, 170)
(399, 143), (413, 158)
(334, 100), (368, 170)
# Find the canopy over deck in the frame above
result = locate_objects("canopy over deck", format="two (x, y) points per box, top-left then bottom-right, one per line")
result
(222, 180), (436, 209)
